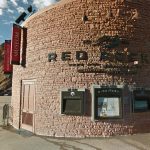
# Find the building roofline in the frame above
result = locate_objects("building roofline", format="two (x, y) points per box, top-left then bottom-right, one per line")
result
(22, 0), (75, 27)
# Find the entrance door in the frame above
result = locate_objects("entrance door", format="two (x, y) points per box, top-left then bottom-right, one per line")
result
(21, 80), (36, 132)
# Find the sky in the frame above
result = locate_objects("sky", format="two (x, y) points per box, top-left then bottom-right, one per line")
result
(0, 0), (59, 44)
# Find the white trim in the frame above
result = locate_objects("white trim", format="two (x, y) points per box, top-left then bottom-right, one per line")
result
(22, 79), (37, 85)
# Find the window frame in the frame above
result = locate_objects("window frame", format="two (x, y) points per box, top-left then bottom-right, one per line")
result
(92, 85), (123, 121)
(60, 88), (85, 116)
(132, 90), (150, 113)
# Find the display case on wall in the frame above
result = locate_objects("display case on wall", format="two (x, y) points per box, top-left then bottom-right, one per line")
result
(61, 88), (85, 115)
(92, 85), (123, 120)
(133, 89), (150, 112)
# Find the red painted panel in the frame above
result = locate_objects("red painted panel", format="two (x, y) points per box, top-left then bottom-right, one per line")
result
(22, 112), (33, 126)
(3, 40), (13, 74)
(11, 24), (21, 65)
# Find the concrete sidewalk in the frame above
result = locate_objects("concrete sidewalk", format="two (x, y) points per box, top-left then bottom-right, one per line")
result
(0, 126), (150, 150)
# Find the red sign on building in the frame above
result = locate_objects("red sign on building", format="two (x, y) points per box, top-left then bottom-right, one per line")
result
(11, 24), (21, 65)
(3, 40), (12, 74)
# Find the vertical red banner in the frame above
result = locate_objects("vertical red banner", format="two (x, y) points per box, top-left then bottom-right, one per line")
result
(11, 24), (21, 65)
(3, 40), (12, 74)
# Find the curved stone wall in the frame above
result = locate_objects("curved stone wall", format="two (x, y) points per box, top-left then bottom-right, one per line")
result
(11, 0), (150, 137)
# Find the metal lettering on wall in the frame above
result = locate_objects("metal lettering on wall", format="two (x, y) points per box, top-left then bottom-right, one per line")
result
(48, 51), (148, 62)
(48, 50), (149, 74)
(48, 36), (149, 75)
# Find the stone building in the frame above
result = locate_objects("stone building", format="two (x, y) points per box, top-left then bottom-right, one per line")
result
(11, 0), (150, 137)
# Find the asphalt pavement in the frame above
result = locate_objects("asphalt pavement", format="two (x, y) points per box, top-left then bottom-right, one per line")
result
(0, 126), (150, 150)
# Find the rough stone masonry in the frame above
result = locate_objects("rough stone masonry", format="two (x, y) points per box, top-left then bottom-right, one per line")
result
(11, 0), (150, 137)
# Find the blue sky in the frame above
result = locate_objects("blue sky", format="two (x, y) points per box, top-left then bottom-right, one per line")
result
(0, 0), (58, 44)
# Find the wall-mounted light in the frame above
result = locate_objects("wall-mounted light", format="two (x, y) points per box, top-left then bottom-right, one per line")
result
(15, 12), (27, 24)
(15, 5), (35, 24)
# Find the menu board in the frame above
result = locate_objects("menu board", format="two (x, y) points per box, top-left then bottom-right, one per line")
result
(97, 97), (120, 117)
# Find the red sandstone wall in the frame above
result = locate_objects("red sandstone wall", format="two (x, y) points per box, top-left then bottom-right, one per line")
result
(11, 0), (150, 137)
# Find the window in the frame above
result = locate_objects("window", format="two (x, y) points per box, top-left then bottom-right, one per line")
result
(93, 87), (122, 119)
(133, 90), (150, 112)
(97, 97), (120, 118)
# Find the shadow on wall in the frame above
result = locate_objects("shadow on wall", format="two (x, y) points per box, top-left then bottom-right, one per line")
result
(85, 89), (92, 116)
(21, 28), (27, 67)
(123, 1), (150, 86)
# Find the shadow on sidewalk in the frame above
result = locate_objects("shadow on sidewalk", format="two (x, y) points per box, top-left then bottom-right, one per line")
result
(1, 125), (34, 137)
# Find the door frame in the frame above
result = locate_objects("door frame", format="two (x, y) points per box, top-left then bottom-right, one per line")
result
(20, 79), (36, 133)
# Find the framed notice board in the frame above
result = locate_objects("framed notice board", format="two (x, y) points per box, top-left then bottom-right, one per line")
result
(94, 87), (122, 119)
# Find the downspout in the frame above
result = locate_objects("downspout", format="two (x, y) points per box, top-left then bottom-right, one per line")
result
(19, 80), (23, 133)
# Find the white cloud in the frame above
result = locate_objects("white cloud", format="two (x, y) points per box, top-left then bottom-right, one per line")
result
(3, 21), (14, 25)
(7, 9), (14, 14)
(2, 19), (14, 25)
(2, 19), (7, 22)
(23, 0), (28, 4)
(33, 0), (58, 9)
(0, 0), (8, 15)
(12, 16), (16, 19)
(0, 0), (7, 8)
(10, 0), (18, 6)
(0, 9), (3, 15)
(17, 7), (25, 13)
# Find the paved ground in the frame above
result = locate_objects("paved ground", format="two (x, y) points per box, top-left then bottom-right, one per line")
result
(0, 126), (150, 150)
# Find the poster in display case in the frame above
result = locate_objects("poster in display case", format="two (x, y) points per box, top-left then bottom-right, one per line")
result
(93, 86), (123, 120)
(97, 97), (120, 118)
